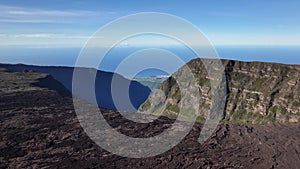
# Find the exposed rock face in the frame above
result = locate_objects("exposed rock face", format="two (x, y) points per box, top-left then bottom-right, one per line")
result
(140, 59), (300, 124)
(1, 68), (300, 168)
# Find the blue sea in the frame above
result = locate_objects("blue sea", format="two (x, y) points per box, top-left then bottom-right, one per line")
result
(0, 45), (299, 77)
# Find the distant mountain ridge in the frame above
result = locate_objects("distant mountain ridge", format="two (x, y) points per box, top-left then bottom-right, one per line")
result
(0, 63), (151, 111)
(140, 59), (300, 124)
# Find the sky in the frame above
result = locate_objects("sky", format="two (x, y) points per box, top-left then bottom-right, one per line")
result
(0, 0), (300, 48)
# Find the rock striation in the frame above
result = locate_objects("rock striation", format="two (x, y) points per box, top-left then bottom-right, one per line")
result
(140, 59), (300, 124)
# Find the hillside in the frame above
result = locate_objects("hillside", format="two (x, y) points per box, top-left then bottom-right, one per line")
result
(140, 59), (300, 124)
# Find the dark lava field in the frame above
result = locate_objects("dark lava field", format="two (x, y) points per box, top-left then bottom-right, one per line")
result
(0, 68), (300, 169)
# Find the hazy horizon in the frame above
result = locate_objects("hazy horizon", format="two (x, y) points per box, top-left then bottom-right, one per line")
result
(1, 45), (299, 77)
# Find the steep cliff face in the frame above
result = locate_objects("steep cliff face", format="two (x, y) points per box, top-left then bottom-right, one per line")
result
(140, 59), (300, 124)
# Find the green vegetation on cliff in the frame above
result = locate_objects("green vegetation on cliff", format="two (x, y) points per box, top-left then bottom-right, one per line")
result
(140, 59), (300, 124)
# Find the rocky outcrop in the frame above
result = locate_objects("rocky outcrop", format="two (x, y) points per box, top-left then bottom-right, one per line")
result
(140, 59), (300, 124)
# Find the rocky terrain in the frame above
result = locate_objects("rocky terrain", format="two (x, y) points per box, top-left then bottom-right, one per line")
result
(141, 59), (300, 124)
(1, 65), (300, 168)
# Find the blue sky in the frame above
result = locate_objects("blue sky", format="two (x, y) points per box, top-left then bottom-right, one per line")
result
(0, 0), (300, 47)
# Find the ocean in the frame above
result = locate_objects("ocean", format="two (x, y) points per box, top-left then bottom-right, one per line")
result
(0, 45), (299, 77)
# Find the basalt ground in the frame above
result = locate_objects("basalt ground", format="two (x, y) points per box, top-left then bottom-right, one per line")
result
(0, 68), (300, 168)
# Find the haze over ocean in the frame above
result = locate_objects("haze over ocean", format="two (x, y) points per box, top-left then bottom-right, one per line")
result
(0, 45), (299, 77)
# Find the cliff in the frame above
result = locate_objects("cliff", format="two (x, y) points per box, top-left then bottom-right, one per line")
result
(140, 59), (300, 124)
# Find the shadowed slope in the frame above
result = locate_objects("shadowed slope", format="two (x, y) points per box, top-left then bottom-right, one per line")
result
(0, 64), (151, 111)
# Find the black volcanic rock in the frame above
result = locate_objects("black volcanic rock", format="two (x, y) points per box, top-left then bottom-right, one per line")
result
(0, 63), (151, 111)
(0, 65), (300, 168)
